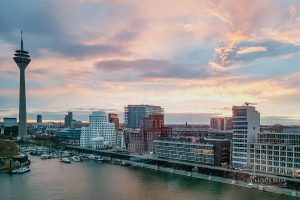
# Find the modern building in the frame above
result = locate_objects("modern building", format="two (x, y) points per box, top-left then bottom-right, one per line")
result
(80, 127), (92, 148)
(1, 118), (18, 137)
(14, 31), (31, 138)
(64, 112), (73, 128)
(142, 114), (164, 153)
(126, 129), (145, 154)
(3, 118), (17, 127)
(210, 117), (233, 131)
(55, 128), (81, 145)
(80, 111), (116, 149)
(125, 114), (167, 154)
(154, 137), (231, 166)
(232, 105), (260, 170)
(249, 130), (300, 177)
(108, 113), (120, 130)
(125, 105), (164, 129)
(169, 125), (232, 140)
(37, 115), (42, 123)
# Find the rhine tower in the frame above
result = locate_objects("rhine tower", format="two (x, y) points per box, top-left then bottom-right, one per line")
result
(13, 31), (31, 138)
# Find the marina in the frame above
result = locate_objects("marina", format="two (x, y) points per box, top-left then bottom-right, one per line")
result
(0, 155), (296, 200)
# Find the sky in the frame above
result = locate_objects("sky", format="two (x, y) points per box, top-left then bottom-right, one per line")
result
(0, 0), (300, 125)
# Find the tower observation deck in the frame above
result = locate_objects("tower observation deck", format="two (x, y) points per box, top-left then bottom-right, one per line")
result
(13, 31), (31, 138)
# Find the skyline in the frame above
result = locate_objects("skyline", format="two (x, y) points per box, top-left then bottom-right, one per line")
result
(1, 0), (300, 125)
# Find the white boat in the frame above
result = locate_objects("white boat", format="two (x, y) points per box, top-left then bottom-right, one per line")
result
(17, 166), (30, 174)
(61, 157), (71, 163)
(71, 156), (81, 162)
(53, 154), (60, 158)
(88, 154), (104, 161)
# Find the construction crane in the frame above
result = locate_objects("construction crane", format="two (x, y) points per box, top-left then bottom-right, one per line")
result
(244, 102), (257, 106)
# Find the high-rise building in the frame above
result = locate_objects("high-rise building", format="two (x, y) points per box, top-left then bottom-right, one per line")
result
(108, 113), (119, 130)
(232, 105), (260, 170)
(125, 105), (164, 129)
(210, 117), (233, 131)
(37, 114), (42, 123)
(14, 31), (31, 138)
(64, 112), (73, 128)
(80, 111), (116, 149)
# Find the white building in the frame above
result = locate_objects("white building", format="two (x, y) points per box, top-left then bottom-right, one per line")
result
(80, 111), (116, 149)
(232, 105), (260, 170)
(249, 131), (300, 177)
(80, 127), (92, 148)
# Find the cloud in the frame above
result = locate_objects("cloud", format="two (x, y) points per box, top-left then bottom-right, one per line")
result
(94, 59), (213, 79)
(212, 40), (300, 68)
(1, 0), (300, 124)
(236, 46), (267, 55)
(0, 0), (130, 59)
(28, 68), (48, 75)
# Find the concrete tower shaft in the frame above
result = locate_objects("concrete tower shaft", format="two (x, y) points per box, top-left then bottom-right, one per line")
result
(13, 31), (31, 138)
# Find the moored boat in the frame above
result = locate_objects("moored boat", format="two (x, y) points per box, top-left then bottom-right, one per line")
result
(17, 166), (30, 174)
(88, 154), (104, 161)
(61, 157), (71, 163)
(71, 156), (81, 162)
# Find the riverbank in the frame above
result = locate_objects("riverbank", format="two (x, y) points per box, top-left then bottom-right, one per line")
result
(127, 161), (299, 197)
(66, 146), (300, 198)
(1, 155), (293, 200)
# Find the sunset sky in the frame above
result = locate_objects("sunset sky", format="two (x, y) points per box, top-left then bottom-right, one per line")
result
(1, 0), (300, 124)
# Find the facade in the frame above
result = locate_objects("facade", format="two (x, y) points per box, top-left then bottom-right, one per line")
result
(170, 126), (232, 140)
(154, 138), (215, 165)
(37, 115), (42, 123)
(3, 118), (17, 127)
(1, 118), (18, 137)
(154, 138), (231, 166)
(55, 128), (81, 145)
(125, 105), (164, 129)
(127, 130), (145, 154)
(232, 105), (260, 170)
(210, 117), (233, 131)
(116, 131), (125, 149)
(14, 31), (31, 138)
(80, 127), (92, 148)
(125, 114), (166, 154)
(108, 113), (120, 130)
(80, 111), (116, 149)
(142, 115), (164, 153)
(64, 112), (73, 128)
(249, 131), (300, 177)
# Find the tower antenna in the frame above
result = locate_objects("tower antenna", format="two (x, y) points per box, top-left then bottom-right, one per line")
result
(21, 30), (23, 51)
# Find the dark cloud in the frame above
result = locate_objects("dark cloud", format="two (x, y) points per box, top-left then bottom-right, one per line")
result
(0, 0), (127, 59)
(94, 59), (213, 79)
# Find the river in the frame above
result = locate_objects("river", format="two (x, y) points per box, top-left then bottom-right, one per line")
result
(0, 155), (296, 200)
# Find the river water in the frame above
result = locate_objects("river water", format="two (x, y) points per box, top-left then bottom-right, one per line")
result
(0, 155), (296, 200)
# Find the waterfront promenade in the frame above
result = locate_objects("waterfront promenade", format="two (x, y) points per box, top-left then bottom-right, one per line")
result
(66, 146), (300, 197)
